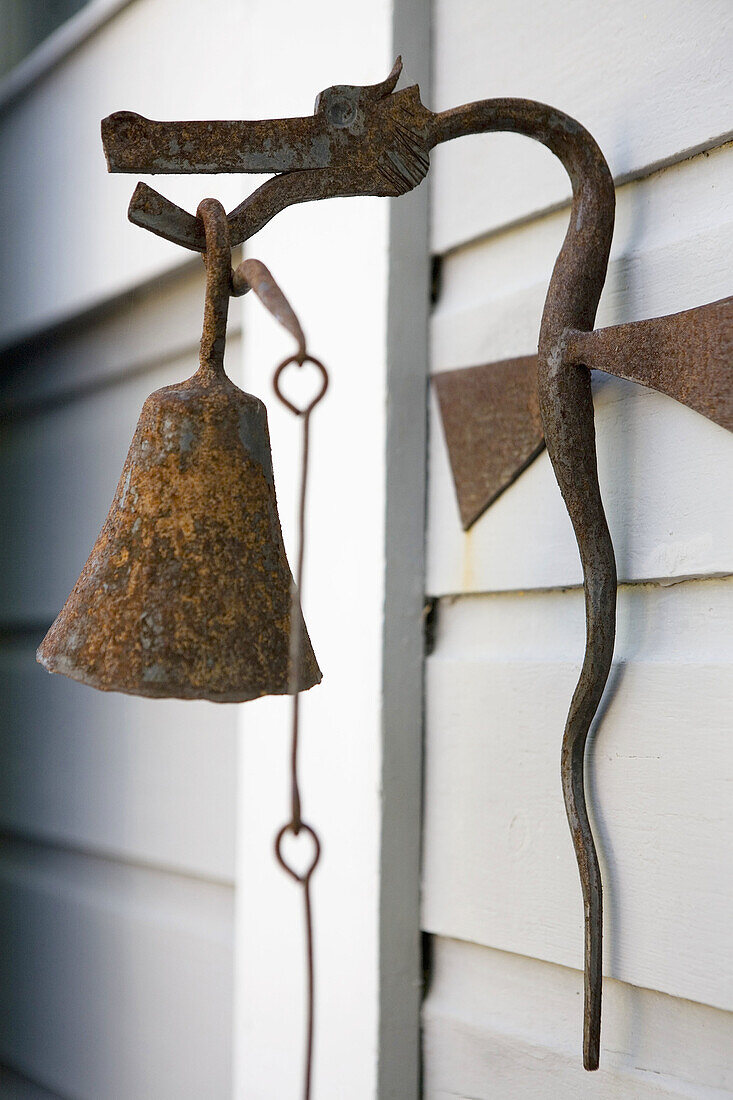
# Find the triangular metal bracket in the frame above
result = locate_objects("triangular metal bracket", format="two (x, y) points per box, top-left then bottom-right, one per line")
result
(434, 296), (732, 530)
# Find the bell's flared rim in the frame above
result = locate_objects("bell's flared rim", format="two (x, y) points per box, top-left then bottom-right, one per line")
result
(36, 637), (322, 704)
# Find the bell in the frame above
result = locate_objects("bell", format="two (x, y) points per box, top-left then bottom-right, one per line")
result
(37, 199), (321, 703)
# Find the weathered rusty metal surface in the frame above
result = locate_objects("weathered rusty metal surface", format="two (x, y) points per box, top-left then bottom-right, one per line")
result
(37, 200), (320, 702)
(102, 58), (433, 250)
(125, 181), (206, 250)
(102, 59), (423, 178)
(478, 104), (617, 1074)
(100, 64), (616, 1070)
(433, 356), (544, 529)
(567, 296), (733, 431)
(435, 299), (733, 528)
(93, 59), (733, 1073)
(422, 97), (617, 1072)
(232, 258), (307, 360)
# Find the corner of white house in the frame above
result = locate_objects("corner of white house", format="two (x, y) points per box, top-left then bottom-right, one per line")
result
(232, 1), (430, 1095)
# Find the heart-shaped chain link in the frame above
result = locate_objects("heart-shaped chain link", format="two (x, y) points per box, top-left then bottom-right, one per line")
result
(275, 822), (321, 883)
(274, 355), (329, 416)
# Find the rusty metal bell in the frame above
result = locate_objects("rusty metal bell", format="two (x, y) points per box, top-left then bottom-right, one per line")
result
(37, 200), (321, 703)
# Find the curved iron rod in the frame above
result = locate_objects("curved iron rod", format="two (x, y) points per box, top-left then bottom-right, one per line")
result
(231, 258), (307, 360)
(429, 102), (616, 1070)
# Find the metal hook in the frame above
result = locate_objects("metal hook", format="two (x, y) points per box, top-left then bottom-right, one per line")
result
(196, 198), (232, 378)
(232, 259), (307, 361)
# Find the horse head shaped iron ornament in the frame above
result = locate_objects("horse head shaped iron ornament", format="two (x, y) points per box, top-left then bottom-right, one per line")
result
(101, 58), (433, 250)
(53, 58), (729, 1072)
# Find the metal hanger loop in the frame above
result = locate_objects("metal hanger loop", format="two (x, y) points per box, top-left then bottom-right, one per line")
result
(196, 197), (232, 377)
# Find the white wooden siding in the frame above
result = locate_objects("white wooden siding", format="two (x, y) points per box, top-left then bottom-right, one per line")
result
(0, 637), (236, 881)
(424, 938), (733, 1098)
(431, 0), (733, 252)
(0, 838), (233, 1100)
(0, 271), (238, 626)
(0, 3), (291, 1095)
(0, 0), (255, 349)
(423, 580), (733, 1009)
(423, 1), (733, 1093)
(0, 239), (236, 1097)
(0, 1064), (61, 1098)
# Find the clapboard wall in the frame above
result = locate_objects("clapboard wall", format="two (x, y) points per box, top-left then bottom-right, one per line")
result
(0, 1), (252, 1095)
(0, 265), (238, 1099)
(0, 0), (431, 1097)
(422, 1), (733, 1096)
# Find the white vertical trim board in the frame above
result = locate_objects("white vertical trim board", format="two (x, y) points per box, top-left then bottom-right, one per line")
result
(377, 1), (431, 1096)
(232, 2), (430, 1097)
(233, 203), (389, 1099)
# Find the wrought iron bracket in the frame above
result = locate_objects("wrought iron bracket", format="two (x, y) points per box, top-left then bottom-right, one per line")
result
(435, 297), (733, 529)
(101, 58), (732, 1072)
